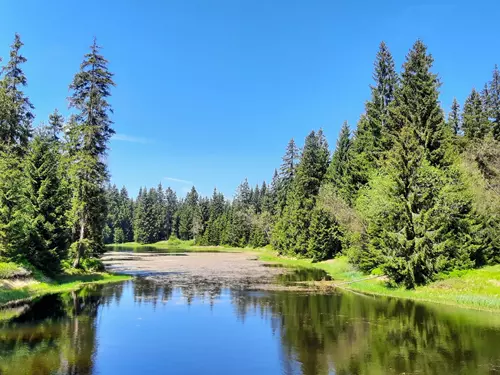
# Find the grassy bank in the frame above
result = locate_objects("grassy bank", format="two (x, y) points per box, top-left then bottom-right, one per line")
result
(107, 238), (250, 253)
(0, 262), (131, 306)
(257, 251), (500, 312)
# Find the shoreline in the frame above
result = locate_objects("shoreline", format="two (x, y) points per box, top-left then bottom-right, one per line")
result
(256, 251), (500, 312)
(107, 241), (500, 312)
(3, 240), (499, 312)
(0, 272), (132, 308)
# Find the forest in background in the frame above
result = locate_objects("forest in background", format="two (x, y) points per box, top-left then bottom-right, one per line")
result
(106, 40), (499, 288)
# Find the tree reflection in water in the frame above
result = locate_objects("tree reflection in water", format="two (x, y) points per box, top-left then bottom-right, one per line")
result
(0, 279), (499, 375)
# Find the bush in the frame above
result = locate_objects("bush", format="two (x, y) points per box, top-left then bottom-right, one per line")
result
(81, 258), (105, 272)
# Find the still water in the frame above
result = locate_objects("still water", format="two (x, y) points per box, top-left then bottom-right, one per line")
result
(1, 278), (500, 375)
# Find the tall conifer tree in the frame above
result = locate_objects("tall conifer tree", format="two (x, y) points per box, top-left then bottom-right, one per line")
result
(389, 40), (448, 166)
(448, 98), (462, 136)
(67, 39), (115, 267)
(0, 33), (34, 154)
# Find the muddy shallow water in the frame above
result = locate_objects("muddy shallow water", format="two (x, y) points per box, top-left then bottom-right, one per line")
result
(102, 251), (332, 291)
(1, 250), (500, 375)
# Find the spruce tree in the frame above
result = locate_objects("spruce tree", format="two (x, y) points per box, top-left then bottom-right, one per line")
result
(0, 33), (34, 154)
(26, 133), (70, 274)
(272, 130), (330, 255)
(119, 186), (134, 242)
(203, 188), (226, 245)
(277, 139), (299, 212)
(48, 109), (64, 141)
(154, 183), (166, 240)
(448, 98), (462, 136)
(164, 187), (177, 239)
(326, 121), (351, 199)
(368, 41), (398, 152)
(294, 130), (330, 198)
(192, 197), (210, 241)
(357, 125), (477, 287)
(389, 40), (448, 166)
(463, 89), (490, 140)
(104, 184), (120, 244)
(0, 146), (30, 259)
(67, 39), (115, 267)
(348, 43), (397, 198)
(133, 188), (146, 243)
(262, 169), (279, 214)
(0, 70), (31, 260)
(280, 139), (299, 183)
(234, 179), (251, 208)
(307, 207), (342, 261)
(178, 187), (198, 240)
(486, 65), (500, 140)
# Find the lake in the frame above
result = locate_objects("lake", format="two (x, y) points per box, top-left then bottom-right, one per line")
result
(1, 275), (500, 375)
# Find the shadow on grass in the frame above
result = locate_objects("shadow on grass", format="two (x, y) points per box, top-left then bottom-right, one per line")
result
(0, 288), (32, 305)
(54, 273), (109, 284)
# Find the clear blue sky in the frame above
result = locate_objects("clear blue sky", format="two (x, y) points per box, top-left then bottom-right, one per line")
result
(1, 0), (499, 198)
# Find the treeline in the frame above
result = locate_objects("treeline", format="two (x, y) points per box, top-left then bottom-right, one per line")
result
(105, 179), (276, 248)
(108, 40), (499, 288)
(0, 34), (115, 274)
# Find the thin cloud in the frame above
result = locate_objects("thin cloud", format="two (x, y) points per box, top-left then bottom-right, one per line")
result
(112, 133), (151, 144)
(164, 177), (193, 185)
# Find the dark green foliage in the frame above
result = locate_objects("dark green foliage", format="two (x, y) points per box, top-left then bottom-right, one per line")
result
(104, 185), (134, 244)
(261, 169), (279, 214)
(67, 39), (115, 267)
(272, 130), (330, 256)
(326, 122), (351, 200)
(343, 43), (398, 201)
(0, 33), (34, 155)
(25, 134), (70, 274)
(277, 139), (299, 213)
(357, 126), (478, 288)
(178, 186), (198, 240)
(448, 98), (462, 136)
(193, 197), (210, 241)
(463, 89), (490, 140)
(250, 211), (272, 248)
(368, 41), (398, 153)
(48, 109), (64, 141)
(389, 40), (449, 167)
(485, 65), (500, 140)
(307, 208), (342, 261)
(294, 130), (330, 199)
(164, 187), (178, 239)
(133, 187), (162, 244)
(226, 207), (252, 247)
(0, 147), (30, 260)
(235, 178), (251, 208)
(154, 183), (167, 240)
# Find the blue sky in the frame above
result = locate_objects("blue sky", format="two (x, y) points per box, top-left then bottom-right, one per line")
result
(1, 0), (499, 198)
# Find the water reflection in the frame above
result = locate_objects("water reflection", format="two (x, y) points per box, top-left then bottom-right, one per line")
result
(0, 284), (124, 375)
(275, 267), (332, 286)
(0, 279), (499, 375)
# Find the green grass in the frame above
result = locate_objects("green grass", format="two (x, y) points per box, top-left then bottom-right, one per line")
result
(0, 265), (131, 306)
(0, 262), (30, 279)
(255, 251), (500, 312)
(107, 238), (252, 253)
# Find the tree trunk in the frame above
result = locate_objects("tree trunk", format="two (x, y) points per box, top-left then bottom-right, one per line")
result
(73, 217), (85, 268)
